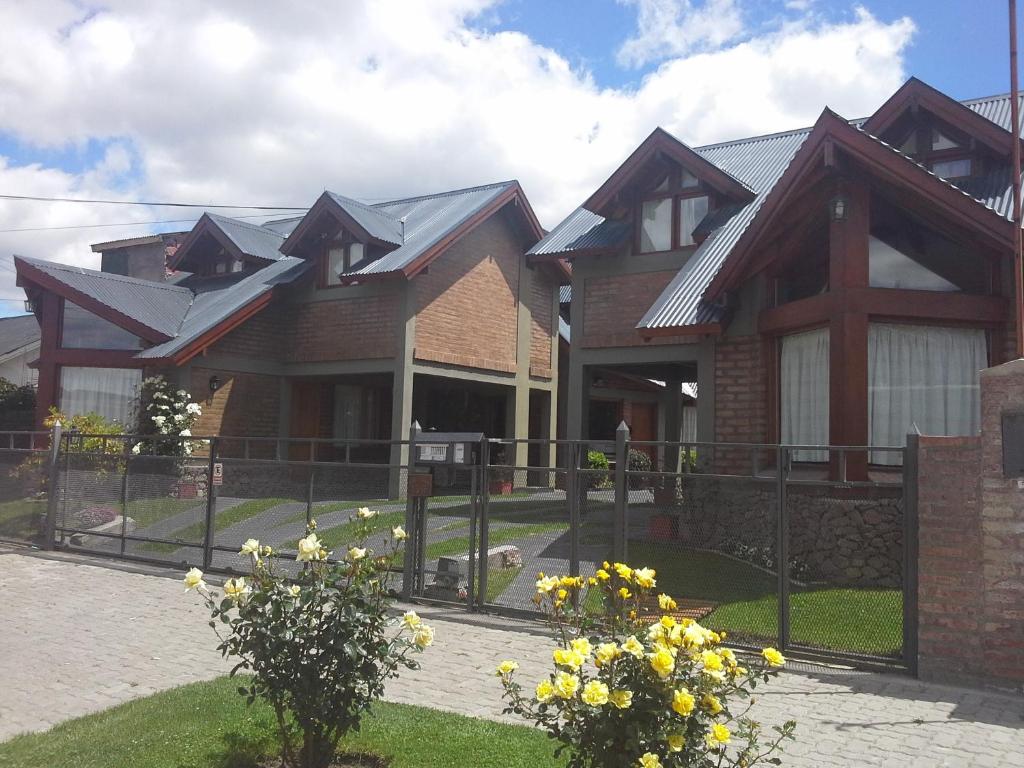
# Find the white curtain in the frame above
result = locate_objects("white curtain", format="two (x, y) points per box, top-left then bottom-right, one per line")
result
(780, 328), (830, 462)
(59, 367), (142, 427)
(868, 323), (985, 465)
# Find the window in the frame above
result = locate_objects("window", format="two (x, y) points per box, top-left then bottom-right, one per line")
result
(678, 196), (709, 247)
(681, 169), (699, 188)
(931, 129), (960, 151)
(325, 243), (365, 286)
(61, 300), (143, 350)
(868, 236), (959, 292)
(780, 328), (830, 462)
(868, 323), (986, 464)
(59, 367), (142, 426)
(930, 158), (972, 180)
(639, 198), (672, 253)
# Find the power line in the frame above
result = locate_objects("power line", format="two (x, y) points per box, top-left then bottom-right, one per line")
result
(0, 212), (301, 234)
(0, 193), (308, 211)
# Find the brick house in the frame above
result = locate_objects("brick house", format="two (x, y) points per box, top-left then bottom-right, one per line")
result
(531, 78), (1022, 477)
(15, 181), (564, 488)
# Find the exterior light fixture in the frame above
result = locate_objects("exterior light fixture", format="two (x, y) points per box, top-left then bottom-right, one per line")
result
(829, 195), (849, 222)
(208, 375), (221, 394)
(23, 299), (36, 313)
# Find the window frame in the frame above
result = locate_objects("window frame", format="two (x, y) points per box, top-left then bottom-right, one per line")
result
(320, 241), (366, 288)
(634, 167), (715, 255)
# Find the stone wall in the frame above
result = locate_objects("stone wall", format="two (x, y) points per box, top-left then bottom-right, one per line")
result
(664, 475), (903, 588)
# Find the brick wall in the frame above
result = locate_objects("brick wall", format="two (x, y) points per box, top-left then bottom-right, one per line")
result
(190, 366), (280, 439)
(413, 209), (521, 373)
(713, 335), (767, 472)
(287, 294), (399, 363)
(206, 304), (287, 360)
(916, 359), (1024, 689)
(580, 271), (684, 348)
(528, 273), (554, 378)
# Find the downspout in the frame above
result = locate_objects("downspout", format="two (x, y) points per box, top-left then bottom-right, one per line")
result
(1011, 0), (1023, 357)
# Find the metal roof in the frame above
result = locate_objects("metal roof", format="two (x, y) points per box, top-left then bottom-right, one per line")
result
(527, 207), (630, 256)
(17, 256), (194, 339)
(0, 315), (40, 357)
(205, 213), (288, 261)
(344, 181), (517, 277)
(137, 257), (309, 359)
(559, 285), (571, 304)
(260, 216), (304, 236)
(325, 193), (405, 246)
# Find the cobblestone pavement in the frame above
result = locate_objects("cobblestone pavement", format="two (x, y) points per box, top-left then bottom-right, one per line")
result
(1, 550), (1022, 766)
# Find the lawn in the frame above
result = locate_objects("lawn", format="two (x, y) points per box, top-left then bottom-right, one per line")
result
(140, 497), (304, 553)
(616, 541), (903, 657)
(484, 565), (522, 603)
(0, 497), (44, 542)
(0, 676), (563, 768)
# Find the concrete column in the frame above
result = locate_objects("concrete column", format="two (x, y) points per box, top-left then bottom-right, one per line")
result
(696, 337), (716, 470)
(664, 379), (682, 473)
(389, 285), (416, 498)
(511, 262), (533, 468)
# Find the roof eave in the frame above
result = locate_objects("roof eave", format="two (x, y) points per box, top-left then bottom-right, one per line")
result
(638, 322), (723, 339)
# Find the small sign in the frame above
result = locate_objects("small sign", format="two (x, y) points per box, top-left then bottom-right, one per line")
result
(409, 472), (433, 498)
(418, 444), (447, 462)
(212, 462), (224, 486)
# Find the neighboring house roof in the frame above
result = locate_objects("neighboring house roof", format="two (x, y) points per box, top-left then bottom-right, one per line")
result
(532, 82), (1024, 335)
(171, 213), (289, 269)
(260, 216), (305, 236)
(559, 285), (572, 304)
(0, 315), (40, 357)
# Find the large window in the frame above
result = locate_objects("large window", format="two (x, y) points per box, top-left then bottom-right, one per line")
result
(325, 243), (365, 286)
(59, 367), (142, 426)
(61, 300), (143, 350)
(637, 167), (712, 254)
(639, 198), (672, 253)
(868, 323), (986, 464)
(868, 236), (958, 292)
(780, 328), (829, 462)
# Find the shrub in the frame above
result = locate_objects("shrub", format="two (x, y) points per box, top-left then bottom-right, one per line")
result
(497, 563), (796, 768)
(70, 505), (119, 530)
(627, 449), (653, 490)
(584, 450), (611, 490)
(134, 376), (202, 458)
(186, 512), (433, 768)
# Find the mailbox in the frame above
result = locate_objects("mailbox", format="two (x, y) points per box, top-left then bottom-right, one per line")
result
(412, 430), (483, 466)
(1002, 411), (1024, 477)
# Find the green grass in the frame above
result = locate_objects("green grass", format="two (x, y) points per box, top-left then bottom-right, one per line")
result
(620, 541), (903, 657)
(283, 509), (409, 551)
(141, 497), (302, 553)
(484, 565), (522, 603)
(127, 498), (205, 529)
(0, 498), (44, 542)
(423, 521), (564, 562)
(0, 676), (563, 768)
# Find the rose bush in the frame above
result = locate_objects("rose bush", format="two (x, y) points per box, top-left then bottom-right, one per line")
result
(497, 562), (795, 768)
(186, 513), (434, 768)
(133, 375), (202, 457)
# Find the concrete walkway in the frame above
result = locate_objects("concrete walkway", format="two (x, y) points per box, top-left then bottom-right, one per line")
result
(1, 549), (1021, 767)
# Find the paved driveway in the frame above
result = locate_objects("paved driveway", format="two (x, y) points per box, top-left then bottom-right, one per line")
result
(1, 549), (1022, 766)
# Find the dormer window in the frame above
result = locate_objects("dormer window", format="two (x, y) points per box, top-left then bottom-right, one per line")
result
(931, 129), (959, 151)
(637, 166), (713, 254)
(214, 258), (245, 275)
(678, 196), (709, 247)
(930, 157), (971, 180)
(325, 242), (365, 286)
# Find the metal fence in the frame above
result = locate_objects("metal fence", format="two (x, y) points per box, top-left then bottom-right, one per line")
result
(7, 425), (915, 672)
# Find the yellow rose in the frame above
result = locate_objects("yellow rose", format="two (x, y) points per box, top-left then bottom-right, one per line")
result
(496, 660), (519, 677)
(183, 567), (205, 591)
(239, 538), (260, 556)
(622, 636), (644, 658)
(720, 648), (737, 666)
(658, 593), (677, 611)
(618, 586), (632, 600)
(348, 546), (367, 561)
(536, 575), (560, 594)
(762, 647), (786, 667)
(296, 533), (324, 562)
(706, 723), (730, 748)
(356, 507), (378, 519)
(288, 585), (301, 598)
(667, 733), (685, 752)
(413, 625), (434, 649)
(402, 610), (421, 629)
(671, 688), (695, 716)
(557, 588), (569, 600)
(700, 650), (724, 672)
(594, 642), (621, 667)
(536, 679), (555, 703)
(660, 615), (676, 629)
(609, 689), (633, 709)
(683, 623), (711, 647)
(553, 671), (579, 700)
(223, 577), (248, 602)
(595, 568), (611, 581)
(571, 637), (592, 657)
(638, 753), (662, 768)
(581, 680), (609, 707)
(613, 562), (633, 581)
(392, 525), (407, 541)
(649, 648), (675, 679)
(701, 693), (723, 714)
(553, 647), (585, 670)
(633, 566), (656, 588)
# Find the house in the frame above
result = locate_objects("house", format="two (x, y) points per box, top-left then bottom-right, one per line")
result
(15, 181), (565, 491)
(531, 78), (1021, 478)
(0, 314), (41, 388)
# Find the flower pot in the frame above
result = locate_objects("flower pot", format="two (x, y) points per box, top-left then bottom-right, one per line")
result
(648, 513), (678, 541)
(489, 480), (513, 495)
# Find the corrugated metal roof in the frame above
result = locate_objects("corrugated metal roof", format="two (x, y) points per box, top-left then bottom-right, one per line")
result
(17, 256), (194, 338)
(0, 315), (40, 357)
(325, 193), (404, 246)
(260, 216), (304, 236)
(527, 207), (630, 256)
(137, 257), (309, 359)
(205, 213), (288, 261)
(345, 181), (516, 277)
(559, 285), (571, 304)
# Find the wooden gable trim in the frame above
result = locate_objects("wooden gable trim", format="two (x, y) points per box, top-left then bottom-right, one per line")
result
(862, 77), (1023, 158)
(279, 193), (367, 257)
(169, 213), (248, 271)
(14, 257), (172, 344)
(704, 108), (1016, 302)
(583, 128), (754, 217)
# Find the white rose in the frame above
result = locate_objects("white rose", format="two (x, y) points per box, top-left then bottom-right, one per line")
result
(240, 538), (260, 556)
(183, 567), (205, 591)
(179, 429), (191, 437)
(296, 533), (324, 562)
(356, 507), (378, 520)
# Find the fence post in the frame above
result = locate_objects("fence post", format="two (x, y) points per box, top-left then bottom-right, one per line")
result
(43, 421), (62, 551)
(119, 449), (131, 556)
(567, 441), (580, 579)
(202, 438), (218, 570)
(466, 438), (484, 611)
(402, 422), (419, 600)
(613, 421), (629, 563)
(902, 435), (920, 677)
(477, 439), (491, 606)
(305, 465), (315, 526)
(776, 445), (790, 653)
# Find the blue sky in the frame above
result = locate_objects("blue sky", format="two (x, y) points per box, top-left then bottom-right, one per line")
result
(0, 0), (1015, 317)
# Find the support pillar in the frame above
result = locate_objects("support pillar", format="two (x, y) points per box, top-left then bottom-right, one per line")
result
(695, 337), (716, 470)
(512, 262), (534, 469)
(664, 379), (682, 473)
(389, 287), (416, 498)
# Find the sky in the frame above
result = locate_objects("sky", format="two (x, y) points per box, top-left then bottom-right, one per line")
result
(0, 1), (1017, 317)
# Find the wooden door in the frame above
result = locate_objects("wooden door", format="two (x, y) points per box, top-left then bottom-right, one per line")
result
(289, 381), (321, 460)
(630, 402), (658, 460)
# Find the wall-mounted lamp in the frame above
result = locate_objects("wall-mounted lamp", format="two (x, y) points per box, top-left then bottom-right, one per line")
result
(208, 375), (221, 394)
(829, 195), (849, 222)
(23, 299), (36, 313)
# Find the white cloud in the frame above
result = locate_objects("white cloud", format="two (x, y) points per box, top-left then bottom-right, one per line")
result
(0, 0), (915, 310)
(617, 0), (745, 68)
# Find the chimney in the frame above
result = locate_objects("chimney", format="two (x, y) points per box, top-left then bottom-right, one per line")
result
(90, 232), (186, 282)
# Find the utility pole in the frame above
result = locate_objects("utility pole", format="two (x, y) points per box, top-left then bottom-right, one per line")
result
(1011, 0), (1023, 358)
